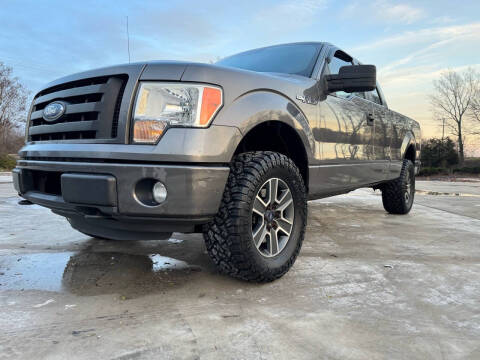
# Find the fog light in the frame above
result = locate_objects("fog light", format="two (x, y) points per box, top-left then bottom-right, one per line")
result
(153, 181), (167, 203)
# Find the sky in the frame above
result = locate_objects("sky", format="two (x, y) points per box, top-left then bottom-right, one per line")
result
(1, 0), (479, 152)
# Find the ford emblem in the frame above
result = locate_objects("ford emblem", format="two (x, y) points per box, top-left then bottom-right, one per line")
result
(43, 101), (66, 122)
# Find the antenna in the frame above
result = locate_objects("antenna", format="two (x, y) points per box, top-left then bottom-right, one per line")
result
(126, 16), (131, 63)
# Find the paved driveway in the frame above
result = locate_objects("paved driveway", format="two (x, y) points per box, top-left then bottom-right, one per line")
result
(0, 176), (479, 359)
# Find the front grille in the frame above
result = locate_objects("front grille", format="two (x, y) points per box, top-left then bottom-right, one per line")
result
(28, 75), (128, 142)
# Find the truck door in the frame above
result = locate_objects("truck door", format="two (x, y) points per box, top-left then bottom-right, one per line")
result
(313, 51), (376, 194)
(352, 84), (390, 183)
(365, 86), (390, 181)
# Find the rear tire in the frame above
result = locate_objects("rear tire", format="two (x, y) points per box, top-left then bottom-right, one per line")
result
(203, 151), (307, 282)
(381, 159), (415, 214)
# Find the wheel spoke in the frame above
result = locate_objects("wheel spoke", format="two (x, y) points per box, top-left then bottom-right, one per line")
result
(276, 218), (292, 236)
(267, 178), (278, 205)
(269, 229), (279, 255)
(276, 190), (292, 211)
(253, 222), (268, 248)
(253, 195), (267, 216)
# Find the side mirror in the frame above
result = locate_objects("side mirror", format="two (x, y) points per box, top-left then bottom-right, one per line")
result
(325, 65), (376, 93)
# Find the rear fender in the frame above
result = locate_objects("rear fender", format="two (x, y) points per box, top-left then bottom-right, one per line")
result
(400, 131), (416, 159)
(395, 131), (421, 175)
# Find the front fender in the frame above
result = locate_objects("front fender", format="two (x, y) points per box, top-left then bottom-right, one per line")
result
(213, 90), (315, 161)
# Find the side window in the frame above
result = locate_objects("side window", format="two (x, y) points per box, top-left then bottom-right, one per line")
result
(351, 59), (380, 103)
(365, 88), (382, 105)
(328, 56), (351, 75)
(326, 55), (352, 99)
(327, 53), (365, 99)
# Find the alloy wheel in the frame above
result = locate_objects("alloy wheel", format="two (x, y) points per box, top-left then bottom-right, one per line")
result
(251, 178), (295, 257)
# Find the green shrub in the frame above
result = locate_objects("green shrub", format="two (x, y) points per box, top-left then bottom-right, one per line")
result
(421, 138), (459, 168)
(453, 167), (480, 174)
(0, 154), (17, 171)
(418, 167), (449, 176)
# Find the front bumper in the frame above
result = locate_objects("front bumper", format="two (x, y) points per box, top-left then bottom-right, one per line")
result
(13, 159), (229, 236)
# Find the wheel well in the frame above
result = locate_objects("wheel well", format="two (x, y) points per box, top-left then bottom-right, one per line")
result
(404, 144), (416, 163)
(234, 121), (309, 188)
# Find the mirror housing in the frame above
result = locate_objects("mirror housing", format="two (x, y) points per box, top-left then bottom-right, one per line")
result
(325, 65), (376, 94)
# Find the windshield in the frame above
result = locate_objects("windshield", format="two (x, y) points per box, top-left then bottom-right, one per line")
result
(216, 44), (321, 77)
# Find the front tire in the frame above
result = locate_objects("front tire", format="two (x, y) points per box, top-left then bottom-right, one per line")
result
(381, 159), (415, 214)
(203, 151), (307, 282)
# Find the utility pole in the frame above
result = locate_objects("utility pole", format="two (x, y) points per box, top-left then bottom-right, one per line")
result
(442, 117), (445, 140)
(438, 117), (446, 168)
(126, 16), (131, 63)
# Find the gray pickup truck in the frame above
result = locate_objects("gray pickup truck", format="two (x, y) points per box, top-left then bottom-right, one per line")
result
(13, 42), (420, 281)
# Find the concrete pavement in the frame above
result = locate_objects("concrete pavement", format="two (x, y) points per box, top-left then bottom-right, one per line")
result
(0, 176), (479, 359)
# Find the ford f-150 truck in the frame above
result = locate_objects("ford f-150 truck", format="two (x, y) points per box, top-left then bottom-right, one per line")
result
(13, 42), (421, 281)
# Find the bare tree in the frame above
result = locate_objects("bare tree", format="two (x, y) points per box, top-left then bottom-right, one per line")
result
(469, 87), (480, 134)
(430, 68), (480, 165)
(0, 62), (29, 153)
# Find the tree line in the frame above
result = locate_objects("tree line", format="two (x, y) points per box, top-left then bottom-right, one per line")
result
(0, 62), (28, 155)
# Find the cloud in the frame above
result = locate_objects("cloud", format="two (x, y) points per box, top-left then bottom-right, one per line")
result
(254, 0), (329, 33)
(428, 15), (457, 25)
(378, 38), (457, 77)
(342, 0), (424, 25)
(353, 22), (480, 81)
(353, 23), (480, 52)
(375, 0), (424, 24)
(380, 64), (480, 90)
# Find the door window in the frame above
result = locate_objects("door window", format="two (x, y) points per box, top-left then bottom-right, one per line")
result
(327, 54), (367, 99)
(326, 55), (352, 99)
(365, 88), (382, 105)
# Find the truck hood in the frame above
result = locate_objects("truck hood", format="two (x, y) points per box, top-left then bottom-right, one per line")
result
(42, 60), (311, 92)
(142, 61), (311, 86)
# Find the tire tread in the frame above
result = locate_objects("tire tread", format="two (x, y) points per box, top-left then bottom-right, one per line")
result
(203, 151), (307, 282)
(381, 159), (414, 214)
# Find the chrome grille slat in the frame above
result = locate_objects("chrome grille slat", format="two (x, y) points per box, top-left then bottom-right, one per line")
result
(30, 102), (102, 121)
(33, 84), (106, 107)
(28, 121), (98, 136)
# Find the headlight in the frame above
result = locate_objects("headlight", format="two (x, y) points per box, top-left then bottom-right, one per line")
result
(132, 82), (222, 144)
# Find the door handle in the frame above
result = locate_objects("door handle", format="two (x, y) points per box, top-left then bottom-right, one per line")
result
(366, 113), (375, 126)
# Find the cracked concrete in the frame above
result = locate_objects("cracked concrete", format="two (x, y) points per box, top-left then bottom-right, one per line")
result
(0, 177), (479, 359)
